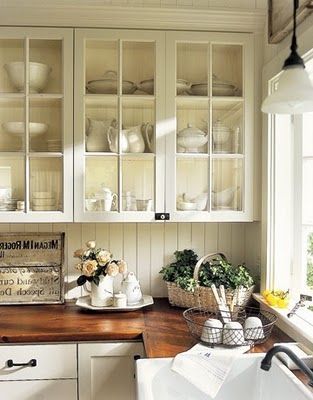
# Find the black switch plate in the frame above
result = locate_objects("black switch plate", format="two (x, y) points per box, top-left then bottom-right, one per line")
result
(155, 213), (170, 221)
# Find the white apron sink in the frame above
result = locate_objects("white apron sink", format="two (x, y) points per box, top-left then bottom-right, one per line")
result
(136, 354), (313, 400)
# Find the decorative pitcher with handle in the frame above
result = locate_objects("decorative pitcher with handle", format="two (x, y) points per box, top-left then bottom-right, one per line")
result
(107, 123), (153, 153)
(121, 272), (142, 305)
(84, 274), (114, 307)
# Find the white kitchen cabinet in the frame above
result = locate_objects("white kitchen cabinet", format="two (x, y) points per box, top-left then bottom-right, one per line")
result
(165, 31), (254, 222)
(74, 29), (166, 222)
(0, 27), (73, 222)
(78, 341), (145, 400)
(0, 343), (77, 400)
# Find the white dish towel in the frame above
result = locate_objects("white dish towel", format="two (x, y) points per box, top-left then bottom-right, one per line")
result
(171, 343), (250, 399)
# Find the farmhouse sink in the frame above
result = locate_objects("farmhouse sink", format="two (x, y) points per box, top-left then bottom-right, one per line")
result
(136, 354), (313, 400)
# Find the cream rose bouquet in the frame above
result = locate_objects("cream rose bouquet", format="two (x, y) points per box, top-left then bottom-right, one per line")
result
(74, 240), (127, 286)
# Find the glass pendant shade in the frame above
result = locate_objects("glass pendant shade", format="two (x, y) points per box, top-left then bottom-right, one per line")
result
(261, 66), (313, 114)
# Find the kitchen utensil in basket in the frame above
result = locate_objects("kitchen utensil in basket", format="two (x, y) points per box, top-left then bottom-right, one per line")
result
(166, 252), (254, 309)
(183, 306), (277, 347)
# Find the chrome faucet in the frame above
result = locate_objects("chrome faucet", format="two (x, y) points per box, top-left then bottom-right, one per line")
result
(260, 345), (313, 387)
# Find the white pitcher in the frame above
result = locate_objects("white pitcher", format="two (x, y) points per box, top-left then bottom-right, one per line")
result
(85, 118), (117, 152)
(85, 275), (114, 307)
(102, 186), (118, 211)
(121, 272), (142, 305)
(126, 125), (145, 153)
(107, 126), (129, 153)
(142, 122), (154, 152)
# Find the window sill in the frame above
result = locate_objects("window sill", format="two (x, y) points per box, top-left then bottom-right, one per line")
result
(253, 294), (313, 351)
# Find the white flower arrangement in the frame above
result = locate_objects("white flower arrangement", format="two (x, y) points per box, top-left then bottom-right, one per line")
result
(74, 241), (127, 286)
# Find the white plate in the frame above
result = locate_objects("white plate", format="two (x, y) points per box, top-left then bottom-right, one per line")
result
(75, 294), (154, 312)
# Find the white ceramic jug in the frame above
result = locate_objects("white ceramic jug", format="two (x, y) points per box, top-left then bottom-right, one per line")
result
(85, 118), (117, 152)
(101, 186), (118, 211)
(142, 122), (154, 152)
(121, 272), (142, 305)
(107, 126), (128, 153)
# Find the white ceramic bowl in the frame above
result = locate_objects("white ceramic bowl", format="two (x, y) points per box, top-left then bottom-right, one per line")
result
(32, 198), (55, 206)
(189, 83), (208, 96)
(223, 321), (245, 345)
(2, 122), (48, 137)
(137, 78), (154, 95)
(244, 317), (264, 340)
(4, 61), (51, 93)
(212, 187), (235, 207)
(32, 205), (56, 211)
(177, 201), (197, 211)
(201, 318), (223, 344)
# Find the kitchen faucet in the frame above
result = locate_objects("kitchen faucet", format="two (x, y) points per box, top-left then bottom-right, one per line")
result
(260, 345), (313, 387)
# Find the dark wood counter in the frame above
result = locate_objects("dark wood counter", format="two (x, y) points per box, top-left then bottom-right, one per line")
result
(0, 298), (311, 391)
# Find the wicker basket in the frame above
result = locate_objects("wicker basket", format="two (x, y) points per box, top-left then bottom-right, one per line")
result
(166, 252), (254, 310)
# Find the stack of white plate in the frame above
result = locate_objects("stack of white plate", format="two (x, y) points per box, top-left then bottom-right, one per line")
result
(32, 191), (56, 211)
(47, 139), (62, 152)
(0, 198), (18, 211)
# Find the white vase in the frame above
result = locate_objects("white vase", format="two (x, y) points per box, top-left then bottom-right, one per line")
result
(90, 275), (114, 307)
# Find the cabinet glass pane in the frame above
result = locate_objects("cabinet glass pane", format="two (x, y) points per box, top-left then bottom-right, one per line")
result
(29, 40), (61, 94)
(0, 156), (25, 212)
(122, 156), (154, 211)
(122, 41), (155, 95)
(176, 158), (208, 211)
(85, 97), (118, 153)
(303, 159), (313, 223)
(85, 156), (118, 212)
(30, 157), (63, 211)
(0, 98), (25, 152)
(212, 99), (243, 154)
(212, 158), (242, 211)
(29, 98), (62, 153)
(177, 43), (208, 96)
(0, 39), (24, 93)
(176, 98), (209, 154)
(85, 41), (118, 95)
(212, 44), (242, 97)
(122, 98), (154, 154)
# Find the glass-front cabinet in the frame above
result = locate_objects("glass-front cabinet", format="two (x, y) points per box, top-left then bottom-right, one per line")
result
(166, 32), (254, 221)
(74, 29), (165, 222)
(0, 28), (73, 222)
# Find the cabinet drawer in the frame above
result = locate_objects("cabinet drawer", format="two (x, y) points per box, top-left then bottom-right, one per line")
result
(0, 344), (77, 380)
(0, 379), (77, 400)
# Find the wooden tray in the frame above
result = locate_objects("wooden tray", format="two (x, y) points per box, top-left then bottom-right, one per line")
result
(75, 294), (154, 312)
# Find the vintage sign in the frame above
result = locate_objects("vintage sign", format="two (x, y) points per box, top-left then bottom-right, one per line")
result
(0, 265), (63, 304)
(0, 232), (64, 266)
(0, 232), (64, 304)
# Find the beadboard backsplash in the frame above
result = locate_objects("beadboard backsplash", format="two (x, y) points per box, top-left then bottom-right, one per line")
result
(0, 222), (260, 300)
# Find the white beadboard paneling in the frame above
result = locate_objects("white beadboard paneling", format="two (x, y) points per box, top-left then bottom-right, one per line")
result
(204, 223), (218, 254)
(123, 223), (137, 271)
(150, 223), (166, 297)
(137, 223), (151, 294)
(109, 224), (123, 260)
(178, 222), (192, 250)
(66, 223), (82, 299)
(191, 223), (205, 256)
(231, 222), (245, 265)
(217, 223), (232, 259)
(0, 221), (261, 298)
(95, 223), (110, 250)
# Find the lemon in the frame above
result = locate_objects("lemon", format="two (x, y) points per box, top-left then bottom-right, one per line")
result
(266, 293), (279, 307)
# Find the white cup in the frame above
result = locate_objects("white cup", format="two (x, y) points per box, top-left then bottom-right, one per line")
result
(244, 317), (264, 340)
(223, 321), (245, 345)
(136, 199), (152, 211)
(201, 318), (223, 344)
(113, 293), (127, 308)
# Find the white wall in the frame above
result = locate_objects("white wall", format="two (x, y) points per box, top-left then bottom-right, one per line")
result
(0, 222), (260, 300)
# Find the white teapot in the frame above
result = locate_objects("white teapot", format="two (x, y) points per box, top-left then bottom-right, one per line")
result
(121, 272), (142, 305)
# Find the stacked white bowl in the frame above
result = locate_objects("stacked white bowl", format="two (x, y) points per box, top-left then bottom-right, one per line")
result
(32, 191), (56, 211)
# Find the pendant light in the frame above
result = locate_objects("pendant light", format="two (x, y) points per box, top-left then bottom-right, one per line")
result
(262, 0), (313, 114)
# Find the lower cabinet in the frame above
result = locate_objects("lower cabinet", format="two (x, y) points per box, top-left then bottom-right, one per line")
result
(78, 342), (145, 400)
(0, 343), (77, 400)
(0, 341), (145, 400)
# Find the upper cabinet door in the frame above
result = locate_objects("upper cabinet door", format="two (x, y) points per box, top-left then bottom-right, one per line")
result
(74, 29), (165, 222)
(165, 31), (254, 222)
(0, 27), (73, 222)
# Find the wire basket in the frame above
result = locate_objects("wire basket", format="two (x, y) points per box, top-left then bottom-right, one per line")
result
(183, 306), (277, 347)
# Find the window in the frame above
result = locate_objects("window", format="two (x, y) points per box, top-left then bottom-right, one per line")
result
(266, 58), (313, 330)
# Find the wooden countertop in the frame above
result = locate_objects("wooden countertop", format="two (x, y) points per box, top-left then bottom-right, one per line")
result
(0, 298), (311, 391)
